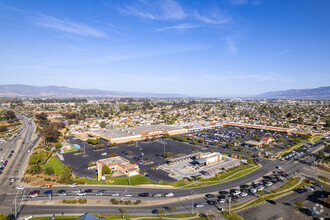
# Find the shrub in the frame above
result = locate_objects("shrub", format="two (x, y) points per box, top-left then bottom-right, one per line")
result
(78, 199), (87, 204)
(124, 200), (131, 205)
(45, 167), (55, 175)
(135, 200), (141, 205)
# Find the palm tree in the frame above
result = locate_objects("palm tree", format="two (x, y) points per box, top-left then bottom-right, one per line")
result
(119, 208), (127, 218)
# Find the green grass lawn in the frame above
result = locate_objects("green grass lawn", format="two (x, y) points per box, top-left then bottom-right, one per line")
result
(63, 148), (78, 153)
(31, 213), (198, 220)
(270, 177), (301, 194)
(225, 166), (259, 181)
(42, 156), (64, 176)
(200, 165), (254, 182)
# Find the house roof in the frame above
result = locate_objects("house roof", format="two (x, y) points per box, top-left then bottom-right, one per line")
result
(68, 213), (105, 220)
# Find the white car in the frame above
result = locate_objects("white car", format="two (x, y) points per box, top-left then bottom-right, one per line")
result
(218, 199), (225, 203)
(152, 193), (162, 197)
(250, 188), (257, 193)
(257, 185), (264, 191)
(69, 183), (78, 187)
(252, 181), (259, 185)
(240, 192), (248, 197)
(95, 192), (103, 196)
(164, 192), (174, 197)
(29, 194), (38, 198)
(72, 189), (81, 193)
(16, 186), (25, 190)
(265, 182), (273, 187)
(111, 192), (120, 197)
(123, 193), (132, 197)
(77, 192), (86, 196)
(59, 192), (67, 196)
(10, 179), (16, 183)
(194, 203), (204, 208)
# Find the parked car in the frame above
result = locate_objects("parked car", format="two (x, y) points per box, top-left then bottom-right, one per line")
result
(69, 183), (78, 187)
(267, 200), (277, 205)
(313, 182), (323, 187)
(16, 186), (25, 190)
(205, 194), (215, 198)
(240, 192), (248, 197)
(207, 200), (217, 205)
(194, 203), (204, 208)
(218, 199), (225, 203)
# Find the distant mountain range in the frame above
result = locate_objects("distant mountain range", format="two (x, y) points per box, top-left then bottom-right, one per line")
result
(255, 86), (330, 99)
(0, 84), (184, 98)
(0, 84), (329, 99)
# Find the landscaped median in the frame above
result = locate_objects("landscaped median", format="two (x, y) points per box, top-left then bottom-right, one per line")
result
(28, 213), (201, 220)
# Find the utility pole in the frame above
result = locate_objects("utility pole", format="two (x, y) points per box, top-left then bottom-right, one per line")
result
(84, 142), (86, 157)
(190, 190), (195, 214)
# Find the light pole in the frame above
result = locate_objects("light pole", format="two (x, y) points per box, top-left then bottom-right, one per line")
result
(190, 189), (195, 214)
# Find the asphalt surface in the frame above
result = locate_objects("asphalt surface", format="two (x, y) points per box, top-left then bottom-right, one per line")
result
(0, 108), (37, 216)
(0, 108), (326, 219)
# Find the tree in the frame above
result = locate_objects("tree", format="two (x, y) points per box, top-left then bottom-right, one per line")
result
(0, 214), (7, 220)
(247, 158), (254, 164)
(163, 152), (172, 158)
(157, 209), (166, 217)
(61, 165), (72, 180)
(27, 164), (42, 175)
(222, 113), (227, 117)
(119, 208), (127, 218)
(87, 138), (99, 145)
(0, 126), (8, 132)
(45, 166), (55, 175)
(3, 110), (16, 120)
(102, 165), (112, 175)
(163, 133), (170, 138)
(55, 142), (61, 149)
(104, 112), (109, 118)
(126, 151), (133, 156)
(107, 153), (117, 158)
(169, 206), (176, 214)
(100, 121), (106, 128)
(36, 112), (48, 121)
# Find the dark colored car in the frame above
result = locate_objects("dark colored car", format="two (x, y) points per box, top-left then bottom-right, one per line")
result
(313, 182), (323, 187)
(43, 190), (52, 195)
(57, 190), (66, 193)
(295, 188), (306, 194)
(207, 200), (217, 205)
(85, 189), (93, 193)
(205, 194), (215, 198)
(267, 200), (276, 205)
(138, 193), (149, 197)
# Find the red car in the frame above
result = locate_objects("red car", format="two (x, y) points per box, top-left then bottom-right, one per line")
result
(29, 190), (40, 195)
(22, 141), (25, 144)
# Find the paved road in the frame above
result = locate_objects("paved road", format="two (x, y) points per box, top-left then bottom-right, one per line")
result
(0, 108), (37, 216)
(1, 109), (326, 219)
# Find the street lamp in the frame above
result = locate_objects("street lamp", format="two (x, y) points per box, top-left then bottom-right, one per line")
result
(190, 189), (195, 214)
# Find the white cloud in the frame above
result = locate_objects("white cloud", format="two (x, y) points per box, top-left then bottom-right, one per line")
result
(36, 15), (106, 38)
(194, 13), (231, 24)
(117, 0), (231, 26)
(226, 37), (237, 54)
(272, 49), (291, 57)
(156, 23), (200, 32)
(119, 0), (186, 21)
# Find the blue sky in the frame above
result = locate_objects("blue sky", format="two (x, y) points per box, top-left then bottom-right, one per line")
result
(1, 0), (329, 97)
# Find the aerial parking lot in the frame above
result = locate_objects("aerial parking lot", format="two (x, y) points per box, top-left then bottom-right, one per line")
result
(189, 126), (308, 158)
(62, 125), (314, 183)
(63, 136), (203, 182)
(238, 186), (330, 220)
